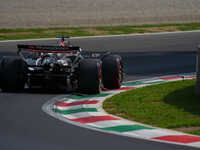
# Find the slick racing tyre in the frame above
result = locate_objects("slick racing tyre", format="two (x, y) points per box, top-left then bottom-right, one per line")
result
(78, 59), (102, 94)
(102, 55), (124, 89)
(0, 56), (27, 92)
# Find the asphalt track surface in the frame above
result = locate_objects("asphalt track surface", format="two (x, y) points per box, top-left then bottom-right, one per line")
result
(0, 31), (200, 150)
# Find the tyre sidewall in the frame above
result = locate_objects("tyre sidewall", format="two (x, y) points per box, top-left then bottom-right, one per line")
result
(0, 56), (27, 92)
(102, 55), (124, 89)
(78, 59), (102, 94)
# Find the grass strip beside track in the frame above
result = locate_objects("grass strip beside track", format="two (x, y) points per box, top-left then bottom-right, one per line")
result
(0, 22), (200, 41)
(103, 79), (200, 136)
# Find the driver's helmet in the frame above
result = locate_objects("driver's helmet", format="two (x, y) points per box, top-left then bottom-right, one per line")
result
(58, 41), (68, 46)
(57, 41), (74, 56)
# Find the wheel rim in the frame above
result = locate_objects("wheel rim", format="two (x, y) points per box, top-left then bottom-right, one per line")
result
(118, 61), (123, 86)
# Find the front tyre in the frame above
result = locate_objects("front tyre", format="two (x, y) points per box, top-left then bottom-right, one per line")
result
(102, 55), (124, 89)
(0, 56), (27, 92)
(78, 59), (102, 94)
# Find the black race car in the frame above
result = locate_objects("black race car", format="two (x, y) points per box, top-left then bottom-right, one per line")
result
(0, 36), (124, 94)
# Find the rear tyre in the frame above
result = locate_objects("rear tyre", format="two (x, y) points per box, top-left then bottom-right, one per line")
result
(102, 55), (124, 89)
(0, 56), (27, 92)
(78, 59), (102, 94)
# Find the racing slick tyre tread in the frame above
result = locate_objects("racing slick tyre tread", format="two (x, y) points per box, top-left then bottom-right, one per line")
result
(0, 56), (27, 92)
(78, 59), (102, 94)
(102, 55), (124, 89)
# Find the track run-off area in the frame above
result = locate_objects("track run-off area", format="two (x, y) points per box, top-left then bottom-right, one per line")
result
(43, 73), (200, 148)
(0, 31), (200, 150)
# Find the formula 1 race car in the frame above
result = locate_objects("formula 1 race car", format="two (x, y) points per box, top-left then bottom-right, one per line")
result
(0, 36), (124, 94)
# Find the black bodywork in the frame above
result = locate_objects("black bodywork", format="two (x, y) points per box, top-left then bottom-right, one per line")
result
(0, 36), (124, 94)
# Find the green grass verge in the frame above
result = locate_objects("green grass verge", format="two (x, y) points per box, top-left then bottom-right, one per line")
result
(103, 79), (200, 136)
(0, 22), (200, 41)
(188, 130), (200, 135)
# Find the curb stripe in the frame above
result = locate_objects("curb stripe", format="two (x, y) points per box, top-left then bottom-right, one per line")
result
(54, 100), (99, 107)
(53, 108), (98, 115)
(86, 120), (135, 128)
(152, 135), (200, 144)
(143, 81), (165, 84)
(124, 128), (185, 138)
(62, 112), (106, 119)
(102, 87), (135, 91)
(69, 93), (111, 99)
(161, 76), (182, 80)
(123, 82), (150, 87)
(185, 76), (196, 79)
(123, 81), (165, 87)
(55, 104), (96, 110)
(100, 125), (154, 133)
(71, 116), (120, 123)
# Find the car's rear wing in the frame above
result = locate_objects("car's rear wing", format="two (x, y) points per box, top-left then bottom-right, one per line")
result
(17, 44), (81, 62)
(17, 45), (80, 53)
